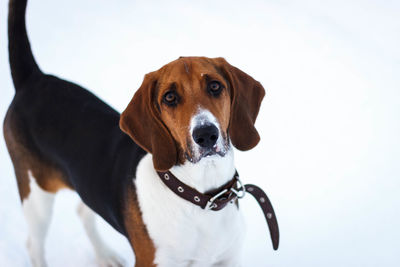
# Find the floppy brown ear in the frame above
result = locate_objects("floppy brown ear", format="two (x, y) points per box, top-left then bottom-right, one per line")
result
(119, 72), (177, 171)
(214, 58), (265, 150)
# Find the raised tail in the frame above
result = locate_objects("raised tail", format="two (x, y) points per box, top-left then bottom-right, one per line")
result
(8, 0), (42, 90)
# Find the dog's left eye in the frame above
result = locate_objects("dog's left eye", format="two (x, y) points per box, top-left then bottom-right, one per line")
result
(207, 81), (223, 96)
(163, 91), (179, 106)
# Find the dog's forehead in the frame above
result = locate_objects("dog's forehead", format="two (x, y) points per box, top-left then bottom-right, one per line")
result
(158, 57), (218, 81)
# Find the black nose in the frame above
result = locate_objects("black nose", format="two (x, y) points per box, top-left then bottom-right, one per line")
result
(192, 125), (219, 148)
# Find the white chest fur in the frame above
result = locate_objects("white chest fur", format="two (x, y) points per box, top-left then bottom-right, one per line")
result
(135, 150), (245, 267)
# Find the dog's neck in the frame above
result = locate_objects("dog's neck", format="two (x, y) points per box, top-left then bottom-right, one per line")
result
(169, 147), (235, 193)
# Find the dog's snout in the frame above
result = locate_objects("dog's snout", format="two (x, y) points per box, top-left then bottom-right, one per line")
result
(192, 125), (219, 148)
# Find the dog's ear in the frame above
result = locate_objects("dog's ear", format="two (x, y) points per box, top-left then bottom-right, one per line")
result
(119, 72), (177, 171)
(213, 57), (265, 150)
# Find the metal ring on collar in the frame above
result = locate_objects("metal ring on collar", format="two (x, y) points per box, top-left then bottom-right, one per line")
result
(205, 189), (228, 210)
(230, 178), (246, 199)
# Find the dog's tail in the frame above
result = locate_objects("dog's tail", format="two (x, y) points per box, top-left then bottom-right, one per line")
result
(8, 0), (42, 90)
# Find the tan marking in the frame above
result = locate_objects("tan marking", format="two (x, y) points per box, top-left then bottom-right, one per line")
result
(3, 110), (72, 201)
(124, 184), (156, 267)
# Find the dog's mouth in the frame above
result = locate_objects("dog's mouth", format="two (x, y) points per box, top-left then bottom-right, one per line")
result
(185, 139), (230, 164)
(201, 147), (224, 158)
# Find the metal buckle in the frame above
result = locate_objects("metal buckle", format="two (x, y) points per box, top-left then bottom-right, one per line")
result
(205, 189), (228, 210)
(230, 178), (246, 199)
(205, 178), (246, 210)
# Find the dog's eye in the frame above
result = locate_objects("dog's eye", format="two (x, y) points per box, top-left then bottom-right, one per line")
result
(207, 81), (222, 96)
(163, 91), (179, 106)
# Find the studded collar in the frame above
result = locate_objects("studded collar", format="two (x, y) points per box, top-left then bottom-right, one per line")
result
(156, 170), (280, 250)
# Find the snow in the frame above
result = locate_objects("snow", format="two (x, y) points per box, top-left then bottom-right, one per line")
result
(1, 0), (400, 266)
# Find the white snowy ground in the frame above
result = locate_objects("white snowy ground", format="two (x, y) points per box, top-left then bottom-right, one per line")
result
(1, 0), (400, 266)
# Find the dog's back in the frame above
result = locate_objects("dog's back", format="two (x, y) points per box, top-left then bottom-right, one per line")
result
(5, 0), (145, 242)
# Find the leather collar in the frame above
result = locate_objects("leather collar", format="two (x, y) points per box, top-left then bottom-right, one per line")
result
(157, 170), (280, 250)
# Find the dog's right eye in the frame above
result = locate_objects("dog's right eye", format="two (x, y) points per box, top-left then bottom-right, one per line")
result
(207, 81), (223, 97)
(163, 91), (179, 106)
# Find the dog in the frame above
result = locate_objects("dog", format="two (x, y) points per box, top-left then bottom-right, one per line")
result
(4, 0), (265, 266)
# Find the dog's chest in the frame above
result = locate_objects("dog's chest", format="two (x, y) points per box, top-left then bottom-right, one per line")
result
(135, 155), (245, 266)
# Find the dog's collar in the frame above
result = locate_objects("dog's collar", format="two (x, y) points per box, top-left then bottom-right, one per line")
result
(156, 170), (280, 250)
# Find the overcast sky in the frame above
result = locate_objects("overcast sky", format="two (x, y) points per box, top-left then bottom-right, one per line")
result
(1, 0), (400, 266)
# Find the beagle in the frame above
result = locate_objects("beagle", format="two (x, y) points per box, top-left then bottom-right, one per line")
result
(4, 0), (269, 266)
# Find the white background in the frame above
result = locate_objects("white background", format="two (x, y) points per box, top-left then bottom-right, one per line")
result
(1, 0), (399, 266)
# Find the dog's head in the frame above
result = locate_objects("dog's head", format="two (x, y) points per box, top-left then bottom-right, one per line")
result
(120, 57), (265, 171)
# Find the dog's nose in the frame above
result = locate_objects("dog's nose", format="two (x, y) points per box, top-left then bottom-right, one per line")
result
(192, 125), (219, 148)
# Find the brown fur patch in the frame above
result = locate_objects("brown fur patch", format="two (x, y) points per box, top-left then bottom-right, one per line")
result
(123, 184), (156, 267)
(3, 110), (72, 201)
